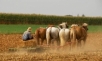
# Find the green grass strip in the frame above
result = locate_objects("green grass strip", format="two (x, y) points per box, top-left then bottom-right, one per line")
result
(0, 25), (102, 34)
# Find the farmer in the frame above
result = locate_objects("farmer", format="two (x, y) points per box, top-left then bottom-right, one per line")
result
(22, 27), (33, 41)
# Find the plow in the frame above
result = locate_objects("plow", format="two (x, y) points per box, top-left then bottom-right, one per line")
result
(8, 41), (71, 53)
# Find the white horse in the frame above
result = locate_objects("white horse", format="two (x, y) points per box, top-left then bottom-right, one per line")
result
(59, 22), (70, 47)
(59, 29), (70, 46)
(46, 27), (60, 46)
(46, 22), (70, 47)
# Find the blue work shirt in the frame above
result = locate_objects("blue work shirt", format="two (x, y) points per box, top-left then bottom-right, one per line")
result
(22, 31), (32, 41)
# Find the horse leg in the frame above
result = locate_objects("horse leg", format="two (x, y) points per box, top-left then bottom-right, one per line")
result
(36, 38), (40, 45)
(67, 39), (71, 50)
(41, 39), (44, 45)
(57, 39), (60, 46)
(77, 40), (81, 49)
(71, 40), (76, 50)
(83, 39), (86, 48)
(40, 39), (43, 45)
(47, 38), (51, 46)
(46, 36), (51, 46)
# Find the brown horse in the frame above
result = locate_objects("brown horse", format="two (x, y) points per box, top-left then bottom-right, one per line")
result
(70, 23), (88, 48)
(34, 27), (46, 45)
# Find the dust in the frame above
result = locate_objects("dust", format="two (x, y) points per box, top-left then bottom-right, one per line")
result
(0, 33), (102, 61)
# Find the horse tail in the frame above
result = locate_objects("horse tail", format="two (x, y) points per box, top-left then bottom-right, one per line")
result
(59, 29), (65, 46)
(46, 27), (51, 45)
(35, 29), (40, 45)
(70, 28), (76, 42)
(70, 28), (76, 49)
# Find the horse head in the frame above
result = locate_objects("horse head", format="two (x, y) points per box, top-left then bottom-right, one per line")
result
(59, 22), (68, 29)
(82, 23), (88, 31)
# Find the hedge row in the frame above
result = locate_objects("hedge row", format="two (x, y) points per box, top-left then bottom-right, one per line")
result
(0, 13), (102, 25)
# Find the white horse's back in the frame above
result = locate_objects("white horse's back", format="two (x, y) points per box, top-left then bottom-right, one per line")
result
(46, 27), (60, 46)
(59, 28), (70, 46)
(50, 27), (59, 39)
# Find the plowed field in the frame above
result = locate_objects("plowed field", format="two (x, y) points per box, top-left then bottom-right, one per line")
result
(0, 33), (102, 61)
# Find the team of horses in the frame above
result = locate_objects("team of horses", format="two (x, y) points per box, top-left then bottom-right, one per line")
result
(34, 22), (88, 50)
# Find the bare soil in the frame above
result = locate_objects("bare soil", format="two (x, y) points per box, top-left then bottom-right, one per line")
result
(0, 33), (102, 61)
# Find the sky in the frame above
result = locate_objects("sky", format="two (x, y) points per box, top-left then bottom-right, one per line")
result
(0, 0), (102, 17)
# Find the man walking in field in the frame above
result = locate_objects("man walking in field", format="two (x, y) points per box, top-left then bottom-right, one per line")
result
(22, 27), (33, 41)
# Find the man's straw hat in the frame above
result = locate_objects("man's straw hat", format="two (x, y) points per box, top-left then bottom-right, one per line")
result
(27, 27), (32, 32)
